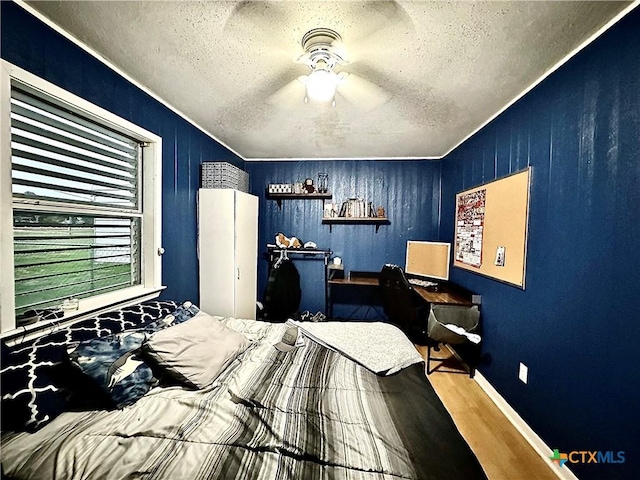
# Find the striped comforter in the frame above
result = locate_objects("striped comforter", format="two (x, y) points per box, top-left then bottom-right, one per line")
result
(1, 319), (486, 480)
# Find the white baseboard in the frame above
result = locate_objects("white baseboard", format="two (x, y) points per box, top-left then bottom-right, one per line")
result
(473, 371), (579, 480)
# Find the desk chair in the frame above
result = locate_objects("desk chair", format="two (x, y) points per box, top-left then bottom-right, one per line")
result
(378, 264), (432, 345)
(379, 264), (480, 377)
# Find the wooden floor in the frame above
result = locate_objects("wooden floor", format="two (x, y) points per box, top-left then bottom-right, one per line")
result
(415, 345), (559, 480)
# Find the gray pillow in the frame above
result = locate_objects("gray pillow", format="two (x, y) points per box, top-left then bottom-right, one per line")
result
(141, 311), (251, 389)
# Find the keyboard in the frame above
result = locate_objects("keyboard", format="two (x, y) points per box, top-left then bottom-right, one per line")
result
(408, 278), (438, 288)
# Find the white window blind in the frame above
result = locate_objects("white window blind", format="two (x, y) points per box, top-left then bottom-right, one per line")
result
(11, 87), (140, 209)
(10, 85), (143, 318)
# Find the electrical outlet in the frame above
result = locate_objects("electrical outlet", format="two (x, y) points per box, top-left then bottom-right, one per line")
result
(519, 362), (528, 384)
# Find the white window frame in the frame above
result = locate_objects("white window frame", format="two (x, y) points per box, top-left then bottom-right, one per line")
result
(0, 60), (164, 337)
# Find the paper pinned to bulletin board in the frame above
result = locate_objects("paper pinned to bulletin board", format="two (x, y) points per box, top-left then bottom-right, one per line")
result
(455, 189), (486, 267)
(453, 168), (531, 288)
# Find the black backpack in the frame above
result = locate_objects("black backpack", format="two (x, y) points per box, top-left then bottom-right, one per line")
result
(261, 258), (301, 322)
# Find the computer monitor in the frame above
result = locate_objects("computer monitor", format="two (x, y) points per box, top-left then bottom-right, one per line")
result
(405, 241), (451, 282)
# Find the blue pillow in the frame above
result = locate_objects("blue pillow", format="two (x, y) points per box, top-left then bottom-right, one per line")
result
(143, 301), (200, 331)
(66, 302), (201, 408)
(1, 342), (67, 432)
(66, 331), (155, 409)
(1, 300), (179, 431)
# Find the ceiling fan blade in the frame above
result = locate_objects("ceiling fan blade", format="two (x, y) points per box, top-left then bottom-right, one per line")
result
(266, 76), (306, 109)
(224, 1), (286, 33)
(340, 1), (414, 61)
(223, 0), (293, 55)
(337, 72), (390, 110)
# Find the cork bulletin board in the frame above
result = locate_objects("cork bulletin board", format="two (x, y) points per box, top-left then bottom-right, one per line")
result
(453, 168), (531, 288)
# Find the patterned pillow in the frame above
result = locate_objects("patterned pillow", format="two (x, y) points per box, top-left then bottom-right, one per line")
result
(144, 301), (200, 332)
(66, 331), (156, 409)
(0, 300), (178, 432)
(0, 342), (66, 432)
(65, 301), (202, 408)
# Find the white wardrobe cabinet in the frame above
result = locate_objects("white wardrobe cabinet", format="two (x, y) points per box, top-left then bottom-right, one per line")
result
(198, 189), (258, 319)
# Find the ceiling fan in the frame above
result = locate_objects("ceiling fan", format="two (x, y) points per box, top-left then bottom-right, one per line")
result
(223, 1), (414, 111)
(269, 27), (390, 109)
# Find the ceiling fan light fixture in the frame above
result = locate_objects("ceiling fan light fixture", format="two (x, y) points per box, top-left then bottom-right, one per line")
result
(299, 28), (345, 105)
(306, 69), (338, 103)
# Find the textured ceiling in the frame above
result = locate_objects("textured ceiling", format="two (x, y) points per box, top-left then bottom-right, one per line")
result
(24, 1), (634, 160)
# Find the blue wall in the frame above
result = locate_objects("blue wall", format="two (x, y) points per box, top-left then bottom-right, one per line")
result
(246, 160), (442, 317)
(440, 8), (640, 480)
(1, 1), (244, 304)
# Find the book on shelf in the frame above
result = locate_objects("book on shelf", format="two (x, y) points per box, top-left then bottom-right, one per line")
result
(327, 198), (383, 219)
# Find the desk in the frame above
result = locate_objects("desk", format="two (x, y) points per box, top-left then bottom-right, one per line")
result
(326, 274), (474, 318)
(414, 286), (474, 307)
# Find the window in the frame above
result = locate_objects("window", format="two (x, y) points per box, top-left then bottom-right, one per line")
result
(1, 61), (163, 335)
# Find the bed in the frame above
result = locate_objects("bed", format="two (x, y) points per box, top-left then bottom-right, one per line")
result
(1, 300), (487, 479)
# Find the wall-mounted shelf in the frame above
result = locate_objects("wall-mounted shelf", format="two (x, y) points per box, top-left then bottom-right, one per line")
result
(322, 217), (390, 233)
(266, 190), (332, 208)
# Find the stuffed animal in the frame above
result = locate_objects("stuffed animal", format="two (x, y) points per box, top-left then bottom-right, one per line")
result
(275, 233), (302, 248)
